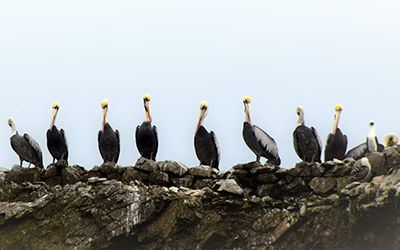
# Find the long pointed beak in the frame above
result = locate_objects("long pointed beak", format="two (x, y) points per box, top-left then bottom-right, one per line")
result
(196, 109), (206, 133)
(50, 109), (58, 129)
(333, 110), (341, 135)
(102, 108), (108, 131)
(244, 103), (252, 124)
(144, 100), (152, 122)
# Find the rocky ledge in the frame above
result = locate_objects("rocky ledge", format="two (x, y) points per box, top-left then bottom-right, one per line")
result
(1, 146), (400, 249)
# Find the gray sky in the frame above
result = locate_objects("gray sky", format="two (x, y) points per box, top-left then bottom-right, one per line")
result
(0, 1), (399, 170)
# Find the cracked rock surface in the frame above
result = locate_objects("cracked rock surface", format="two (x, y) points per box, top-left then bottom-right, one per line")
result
(1, 146), (400, 249)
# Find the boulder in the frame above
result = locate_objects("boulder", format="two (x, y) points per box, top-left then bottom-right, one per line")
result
(215, 179), (244, 196)
(158, 161), (188, 176)
(309, 177), (336, 194)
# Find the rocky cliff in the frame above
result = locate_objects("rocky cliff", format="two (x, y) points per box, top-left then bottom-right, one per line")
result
(1, 147), (400, 249)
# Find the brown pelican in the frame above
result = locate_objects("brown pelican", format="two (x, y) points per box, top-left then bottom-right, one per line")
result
(7, 117), (44, 168)
(383, 133), (398, 148)
(46, 101), (68, 164)
(345, 121), (383, 160)
(194, 101), (220, 169)
(242, 96), (281, 166)
(324, 103), (347, 161)
(293, 106), (321, 163)
(98, 99), (120, 163)
(350, 157), (372, 182)
(136, 94), (158, 160)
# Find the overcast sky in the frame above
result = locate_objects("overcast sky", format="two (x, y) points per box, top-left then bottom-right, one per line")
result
(0, 1), (399, 170)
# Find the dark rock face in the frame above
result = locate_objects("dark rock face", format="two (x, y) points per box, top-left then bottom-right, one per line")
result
(1, 148), (400, 249)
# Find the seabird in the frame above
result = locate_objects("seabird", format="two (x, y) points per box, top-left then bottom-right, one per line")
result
(98, 99), (120, 163)
(350, 157), (372, 182)
(46, 101), (68, 164)
(324, 103), (347, 161)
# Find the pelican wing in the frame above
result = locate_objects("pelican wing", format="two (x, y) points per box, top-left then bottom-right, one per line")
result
(253, 125), (279, 159)
(311, 127), (322, 153)
(60, 129), (69, 161)
(346, 142), (367, 160)
(153, 125), (159, 160)
(23, 133), (42, 162)
(210, 131), (220, 166)
(350, 158), (371, 182)
(115, 129), (120, 163)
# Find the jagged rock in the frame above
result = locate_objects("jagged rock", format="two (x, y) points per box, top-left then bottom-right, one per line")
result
(158, 161), (188, 176)
(256, 173), (278, 184)
(193, 179), (214, 189)
(61, 166), (84, 185)
(134, 157), (157, 173)
(122, 167), (148, 184)
(286, 177), (310, 195)
(5, 167), (41, 184)
(309, 177), (336, 194)
(250, 165), (279, 174)
(171, 175), (194, 188)
(367, 152), (387, 176)
(0, 172), (5, 184)
(188, 166), (213, 178)
(336, 176), (350, 191)
(149, 170), (170, 185)
(215, 179), (244, 195)
(233, 161), (262, 170)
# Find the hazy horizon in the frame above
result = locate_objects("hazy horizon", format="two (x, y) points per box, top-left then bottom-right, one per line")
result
(1, 1), (399, 170)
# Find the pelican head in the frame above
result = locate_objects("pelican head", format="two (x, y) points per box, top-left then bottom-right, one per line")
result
(335, 103), (343, 112)
(243, 96), (252, 124)
(369, 120), (375, 127)
(143, 93), (151, 102)
(295, 106), (305, 127)
(50, 101), (61, 129)
(52, 101), (61, 110)
(101, 99), (109, 109)
(296, 106), (304, 116)
(384, 133), (399, 148)
(243, 96), (251, 104)
(6, 117), (17, 135)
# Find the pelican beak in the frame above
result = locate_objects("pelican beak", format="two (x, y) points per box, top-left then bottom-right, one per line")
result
(243, 102), (251, 124)
(143, 98), (152, 122)
(50, 108), (58, 129)
(101, 99), (109, 131)
(333, 104), (343, 135)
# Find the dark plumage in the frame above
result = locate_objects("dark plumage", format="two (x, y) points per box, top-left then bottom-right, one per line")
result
(136, 122), (158, 160)
(8, 118), (43, 168)
(98, 99), (120, 164)
(194, 101), (219, 169)
(241, 97), (281, 166)
(47, 126), (68, 164)
(292, 106), (321, 163)
(98, 123), (120, 163)
(135, 94), (158, 161)
(345, 121), (382, 160)
(325, 128), (348, 161)
(350, 158), (372, 182)
(47, 102), (68, 164)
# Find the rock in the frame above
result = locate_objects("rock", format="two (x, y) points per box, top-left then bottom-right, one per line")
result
(148, 170), (170, 185)
(286, 178), (309, 195)
(193, 179), (214, 189)
(336, 176), (350, 191)
(42, 164), (58, 179)
(309, 177), (336, 194)
(0, 172), (5, 184)
(5, 167), (41, 184)
(158, 161), (188, 176)
(171, 175), (194, 188)
(326, 164), (352, 177)
(133, 157), (157, 173)
(250, 165), (279, 174)
(169, 186), (179, 193)
(256, 173), (278, 184)
(0, 167), (9, 172)
(61, 166), (84, 185)
(188, 166), (213, 178)
(216, 179), (244, 196)
(88, 177), (107, 184)
(367, 152), (387, 176)
(122, 167), (148, 184)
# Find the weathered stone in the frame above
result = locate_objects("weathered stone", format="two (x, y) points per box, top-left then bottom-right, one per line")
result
(286, 178), (309, 195)
(309, 177), (336, 194)
(0, 172), (5, 184)
(256, 173), (278, 184)
(149, 170), (170, 185)
(326, 164), (352, 177)
(134, 157), (157, 173)
(193, 179), (214, 189)
(216, 179), (244, 196)
(336, 176), (350, 191)
(158, 161), (188, 176)
(171, 175), (194, 188)
(367, 152), (387, 176)
(5, 167), (41, 184)
(233, 162), (262, 170)
(188, 166), (213, 178)
(250, 165), (279, 174)
(122, 167), (148, 184)
(61, 166), (83, 185)
(42, 164), (58, 179)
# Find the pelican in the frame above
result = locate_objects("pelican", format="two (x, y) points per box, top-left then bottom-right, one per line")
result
(98, 99), (120, 163)
(345, 121), (383, 160)
(136, 94), (158, 160)
(46, 101), (68, 164)
(7, 117), (43, 168)
(242, 96), (281, 165)
(383, 133), (398, 148)
(194, 101), (220, 169)
(324, 103), (347, 161)
(293, 106), (321, 163)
